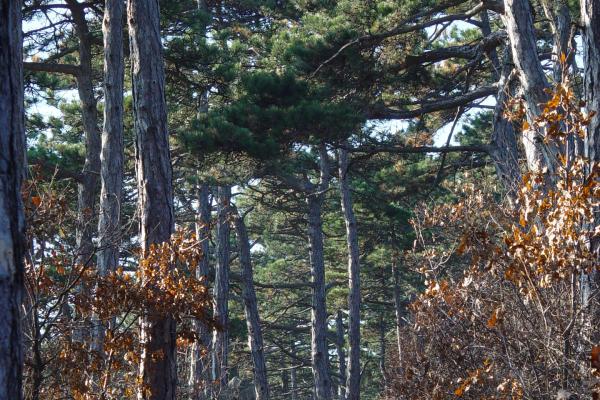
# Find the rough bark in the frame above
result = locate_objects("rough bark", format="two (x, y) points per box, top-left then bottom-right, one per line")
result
(189, 184), (211, 400)
(335, 310), (347, 400)
(503, 0), (553, 174)
(234, 208), (270, 400)
(128, 0), (176, 398)
(92, 0), (125, 356)
(66, 0), (102, 265)
(489, 49), (522, 193)
(97, 0), (124, 278)
(580, 0), (600, 342)
(307, 146), (332, 400)
(0, 1), (25, 398)
(540, 0), (571, 82)
(337, 147), (360, 400)
(212, 186), (231, 394)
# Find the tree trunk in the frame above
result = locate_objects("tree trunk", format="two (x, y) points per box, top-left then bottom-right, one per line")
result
(335, 310), (347, 400)
(190, 184), (211, 399)
(234, 208), (270, 400)
(212, 186), (231, 395)
(66, 0), (102, 266)
(337, 147), (360, 400)
(503, 0), (553, 174)
(580, 0), (600, 343)
(307, 148), (332, 399)
(93, 0), (125, 354)
(391, 258), (403, 366)
(128, 0), (176, 398)
(0, 1), (25, 398)
(489, 48), (522, 193)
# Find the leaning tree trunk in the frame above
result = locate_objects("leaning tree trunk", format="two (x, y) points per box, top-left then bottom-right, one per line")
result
(337, 147), (360, 400)
(93, 0), (124, 354)
(307, 146), (333, 400)
(0, 1), (25, 398)
(212, 186), (231, 395)
(189, 184), (211, 399)
(128, 0), (176, 398)
(233, 207), (270, 400)
(503, 0), (556, 175)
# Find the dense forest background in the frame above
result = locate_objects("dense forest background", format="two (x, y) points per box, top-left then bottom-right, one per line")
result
(1, 0), (600, 399)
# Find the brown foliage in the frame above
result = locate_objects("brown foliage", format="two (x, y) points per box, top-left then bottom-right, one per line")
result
(21, 175), (213, 399)
(383, 79), (599, 399)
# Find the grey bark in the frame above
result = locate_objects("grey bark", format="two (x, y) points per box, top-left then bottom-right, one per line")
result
(489, 48), (522, 193)
(128, 0), (176, 398)
(391, 259), (403, 366)
(212, 186), (231, 394)
(337, 147), (360, 400)
(93, 0), (125, 355)
(580, 0), (600, 342)
(540, 0), (571, 82)
(65, 0), (102, 265)
(503, 0), (553, 174)
(335, 310), (347, 400)
(233, 207), (270, 400)
(0, 0), (25, 398)
(97, 0), (124, 278)
(190, 184), (211, 399)
(307, 145), (333, 400)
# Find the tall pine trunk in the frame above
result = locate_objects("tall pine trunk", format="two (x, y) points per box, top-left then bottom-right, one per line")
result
(308, 145), (332, 400)
(93, 0), (124, 353)
(0, 1), (25, 397)
(128, 0), (176, 398)
(212, 185), (231, 394)
(335, 310), (347, 400)
(66, 0), (102, 266)
(580, 0), (600, 343)
(190, 184), (211, 399)
(337, 147), (360, 400)
(233, 207), (270, 400)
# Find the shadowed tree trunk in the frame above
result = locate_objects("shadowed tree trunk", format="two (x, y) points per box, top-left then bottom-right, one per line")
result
(308, 145), (333, 400)
(128, 0), (176, 398)
(190, 184), (211, 399)
(93, 0), (124, 354)
(391, 257), (403, 366)
(233, 207), (270, 400)
(337, 147), (360, 400)
(335, 310), (347, 400)
(0, 0), (25, 398)
(212, 185), (231, 395)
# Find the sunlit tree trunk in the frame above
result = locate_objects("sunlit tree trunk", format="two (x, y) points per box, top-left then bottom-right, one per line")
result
(0, 1), (25, 398)
(128, 0), (176, 398)
(580, 0), (600, 343)
(308, 145), (332, 400)
(234, 208), (270, 400)
(337, 147), (360, 400)
(65, 0), (102, 267)
(93, 0), (124, 354)
(503, 0), (553, 174)
(212, 186), (231, 394)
